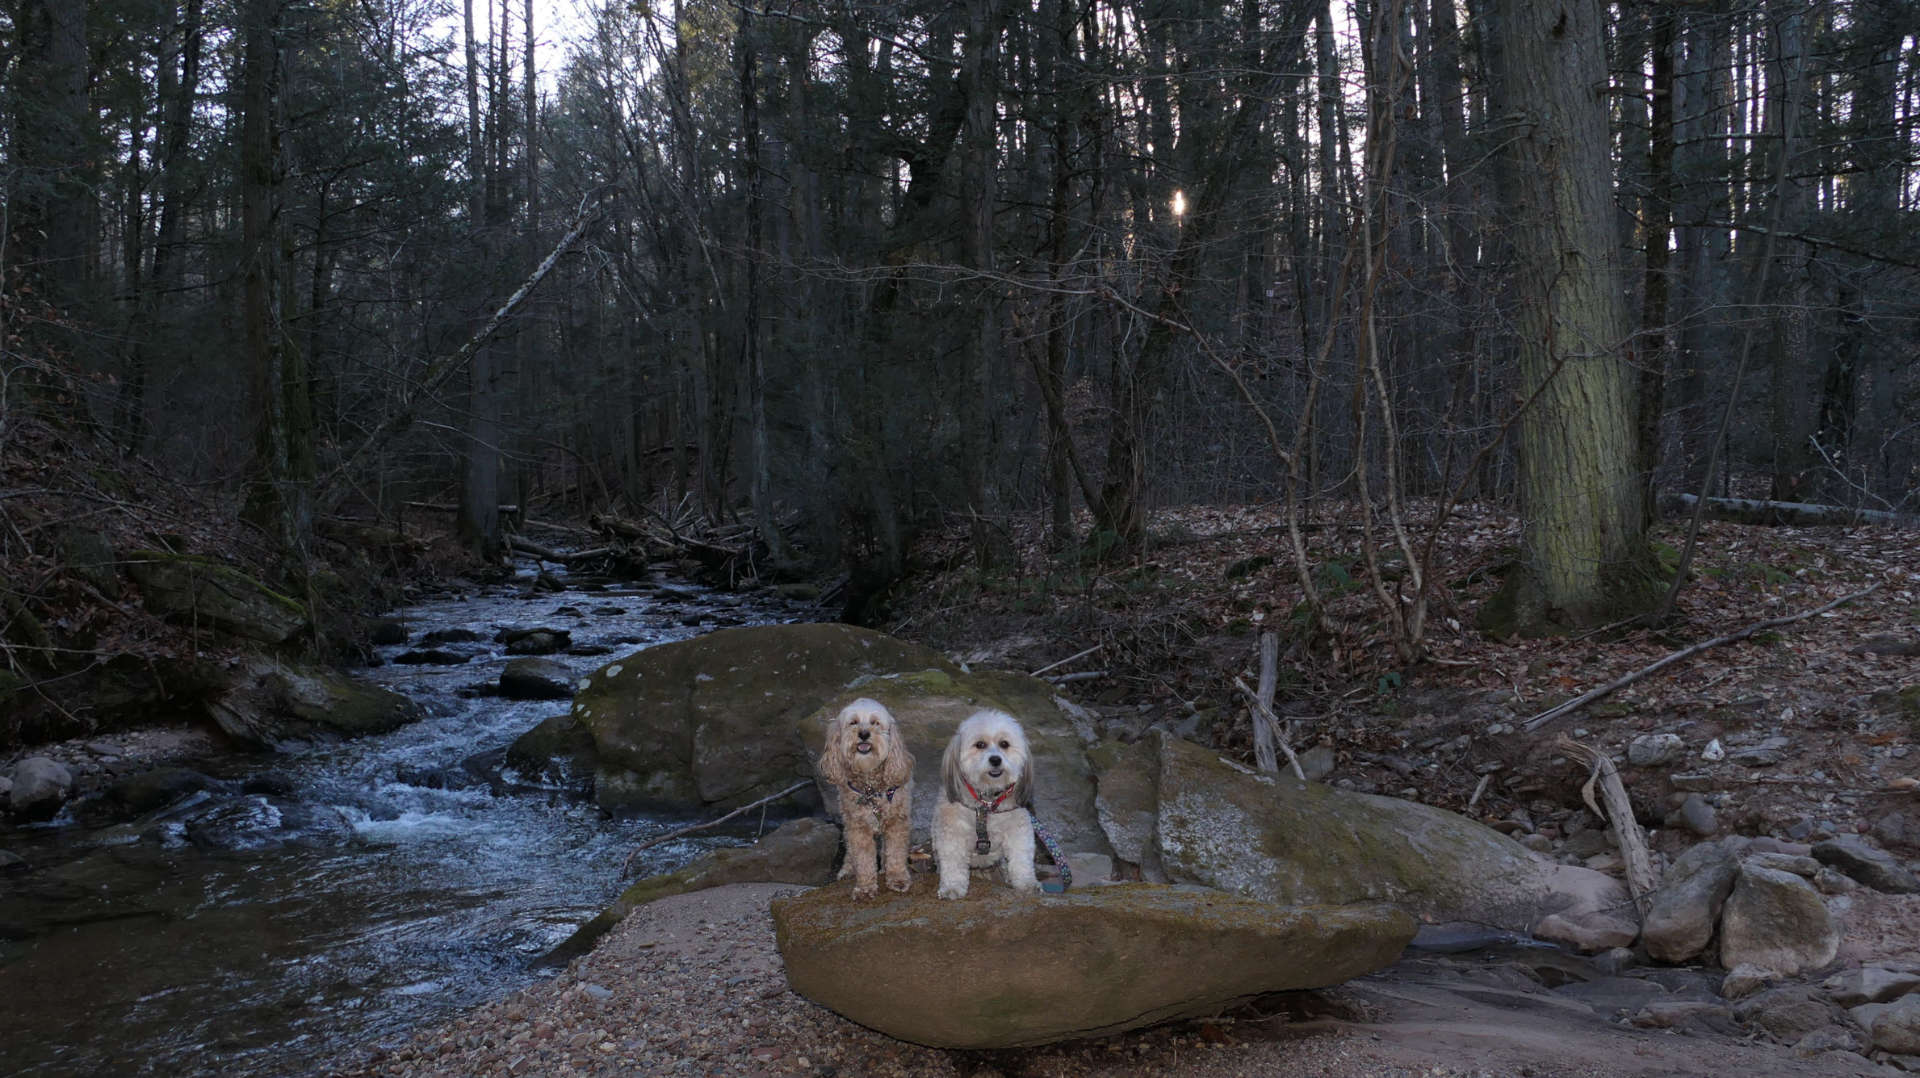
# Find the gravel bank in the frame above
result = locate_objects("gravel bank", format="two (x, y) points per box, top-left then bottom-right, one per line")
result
(326, 882), (1894, 1078)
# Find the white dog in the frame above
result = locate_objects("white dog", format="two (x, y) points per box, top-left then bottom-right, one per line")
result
(817, 698), (914, 899)
(934, 709), (1039, 899)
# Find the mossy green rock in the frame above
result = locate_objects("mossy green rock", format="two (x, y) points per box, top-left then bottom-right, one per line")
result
(773, 881), (1415, 1048)
(572, 624), (963, 813)
(127, 551), (307, 644)
(211, 660), (421, 744)
(791, 668), (1111, 860)
(1152, 732), (1632, 937)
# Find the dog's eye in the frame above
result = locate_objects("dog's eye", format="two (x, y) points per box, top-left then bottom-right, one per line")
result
(998, 740), (1010, 749)
(974, 740), (988, 750)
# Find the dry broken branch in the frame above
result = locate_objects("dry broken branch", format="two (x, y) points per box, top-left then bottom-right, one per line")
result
(1522, 580), (1885, 733)
(1233, 664), (1308, 782)
(620, 779), (811, 877)
(1558, 737), (1657, 917)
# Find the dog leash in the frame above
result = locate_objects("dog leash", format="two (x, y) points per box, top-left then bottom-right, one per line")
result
(963, 779), (1073, 890)
(1032, 817), (1072, 891)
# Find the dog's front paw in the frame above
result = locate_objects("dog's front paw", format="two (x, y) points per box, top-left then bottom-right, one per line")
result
(1009, 875), (1041, 893)
(885, 871), (911, 893)
(852, 879), (879, 900)
(936, 880), (967, 900)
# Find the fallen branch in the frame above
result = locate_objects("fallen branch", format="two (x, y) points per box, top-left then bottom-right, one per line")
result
(1658, 493), (1919, 529)
(1031, 643), (1102, 678)
(1522, 580), (1885, 733)
(1558, 737), (1657, 918)
(1044, 670), (1108, 684)
(620, 779), (811, 877)
(506, 536), (615, 565)
(320, 198), (599, 499)
(1232, 670), (1308, 781)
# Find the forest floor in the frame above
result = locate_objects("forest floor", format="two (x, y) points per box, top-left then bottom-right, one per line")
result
(880, 500), (1920, 860)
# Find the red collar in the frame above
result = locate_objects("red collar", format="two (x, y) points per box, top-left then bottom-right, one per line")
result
(963, 778), (1014, 811)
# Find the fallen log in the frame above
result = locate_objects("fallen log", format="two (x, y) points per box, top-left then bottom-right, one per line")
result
(1658, 492), (1919, 529)
(506, 537), (617, 565)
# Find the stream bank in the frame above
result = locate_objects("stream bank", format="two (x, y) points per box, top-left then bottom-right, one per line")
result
(0, 565), (811, 1077)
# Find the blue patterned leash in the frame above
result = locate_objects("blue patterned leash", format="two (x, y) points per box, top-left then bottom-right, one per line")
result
(1032, 816), (1072, 893)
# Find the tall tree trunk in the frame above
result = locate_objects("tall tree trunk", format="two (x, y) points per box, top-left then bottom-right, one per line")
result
(7, 0), (93, 313)
(738, 6), (791, 561)
(1671, 1), (1732, 489)
(459, 0), (503, 559)
(1635, 4), (1677, 515)
(1761, 2), (1813, 501)
(1482, 0), (1657, 632)
(239, 0), (310, 552)
(961, 0), (1010, 569)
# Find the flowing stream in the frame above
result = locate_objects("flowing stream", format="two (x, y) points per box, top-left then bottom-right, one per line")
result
(0, 566), (807, 1077)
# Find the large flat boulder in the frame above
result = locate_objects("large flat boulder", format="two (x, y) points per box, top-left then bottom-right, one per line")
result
(1150, 732), (1633, 944)
(569, 624), (961, 812)
(772, 880), (1415, 1048)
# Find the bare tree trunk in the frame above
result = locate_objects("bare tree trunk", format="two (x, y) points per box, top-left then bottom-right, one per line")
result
(1636, 6), (1677, 518)
(1482, 0), (1657, 631)
(458, 0), (503, 560)
(738, 6), (792, 562)
(961, 0), (1010, 569)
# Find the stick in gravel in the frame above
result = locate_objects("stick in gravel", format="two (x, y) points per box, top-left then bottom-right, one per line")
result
(620, 780), (811, 877)
(1558, 737), (1657, 918)
(1521, 580), (1885, 733)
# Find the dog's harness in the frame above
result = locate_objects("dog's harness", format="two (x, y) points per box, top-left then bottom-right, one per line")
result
(958, 778), (1074, 890)
(845, 781), (901, 809)
(962, 779), (1016, 854)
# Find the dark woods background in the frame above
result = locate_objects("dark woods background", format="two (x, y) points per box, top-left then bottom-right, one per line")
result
(3, 0), (1916, 628)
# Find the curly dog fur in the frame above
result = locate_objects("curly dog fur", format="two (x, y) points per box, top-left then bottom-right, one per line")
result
(817, 697), (914, 899)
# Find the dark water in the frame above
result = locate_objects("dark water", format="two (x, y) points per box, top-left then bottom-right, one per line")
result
(0, 567), (807, 1077)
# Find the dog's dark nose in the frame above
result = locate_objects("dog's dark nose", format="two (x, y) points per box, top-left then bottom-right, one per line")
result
(858, 730), (871, 741)
(988, 754), (1002, 768)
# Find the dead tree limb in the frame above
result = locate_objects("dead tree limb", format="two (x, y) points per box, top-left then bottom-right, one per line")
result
(320, 199), (599, 499)
(1558, 737), (1657, 918)
(1234, 664), (1307, 781)
(1522, 580), (1885, 733)
(619, 779), (811, 877)
(1658, 493), (1919, 529)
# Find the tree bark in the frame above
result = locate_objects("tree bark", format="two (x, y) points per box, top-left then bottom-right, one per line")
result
(459, 0), (504, 560)
(1482, 0), (1657, 631)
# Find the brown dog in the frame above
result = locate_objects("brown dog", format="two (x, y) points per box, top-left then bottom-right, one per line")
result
(817, 698), (915, 898)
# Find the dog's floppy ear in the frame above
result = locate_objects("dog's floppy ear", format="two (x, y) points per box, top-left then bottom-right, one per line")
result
(816, 712), (848, 786)
(880, 719), (915, 787)
(940, 730), (968, 803)
(1011, 755), (1034, 809)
